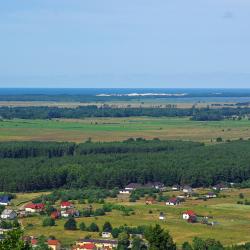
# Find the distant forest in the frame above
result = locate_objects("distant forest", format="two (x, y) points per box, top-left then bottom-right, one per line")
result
(1, 139), (250, 192)
(1, 106), (250, 121)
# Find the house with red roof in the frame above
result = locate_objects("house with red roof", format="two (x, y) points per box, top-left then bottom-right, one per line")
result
(25, 203), (45, 213)
(182, 210), (196, 220)
(60, 201), (73, 209)
(73, 243), (97, 250)
(47, 239), (61, 250)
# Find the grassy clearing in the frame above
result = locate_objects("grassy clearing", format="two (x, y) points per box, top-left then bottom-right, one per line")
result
(0, 117), (250, 143)
(15, 189), (250, 247)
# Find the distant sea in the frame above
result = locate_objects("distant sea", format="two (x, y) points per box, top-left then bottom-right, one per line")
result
(1, 88), (250, 96)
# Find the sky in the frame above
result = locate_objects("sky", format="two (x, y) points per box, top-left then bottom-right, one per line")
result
(0, 0), (250, 88)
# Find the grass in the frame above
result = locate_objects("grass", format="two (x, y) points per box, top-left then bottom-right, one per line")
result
(0, 117), (250, 143)
(15, 188), (250, 247)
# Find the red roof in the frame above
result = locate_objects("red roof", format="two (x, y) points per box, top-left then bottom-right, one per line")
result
(183, 210), (196, 216)
(79, 243), (96, 249)
(25, 203), (45, 209)
(31, 239), (38, 245)
(61, 201), (72, 207)
(47, 239), (60, 246)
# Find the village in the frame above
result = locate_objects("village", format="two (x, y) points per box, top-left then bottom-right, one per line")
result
(0, 181), (245, 250)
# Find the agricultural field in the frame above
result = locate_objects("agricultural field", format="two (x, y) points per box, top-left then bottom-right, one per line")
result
(12, 188), (250, 247)
(0, 117), (250, 143)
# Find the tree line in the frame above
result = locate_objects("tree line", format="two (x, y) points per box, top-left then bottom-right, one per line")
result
(1, 106), (250, 120)
(1, 140), (250, 192)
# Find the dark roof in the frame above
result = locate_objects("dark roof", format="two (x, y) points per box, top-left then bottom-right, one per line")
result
(0, 195), (11, 203)
(125, 183), (142, 189)
(79, 239), (118, 244)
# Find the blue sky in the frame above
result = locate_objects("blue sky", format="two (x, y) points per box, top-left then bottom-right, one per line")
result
(0, 0), (250, 88)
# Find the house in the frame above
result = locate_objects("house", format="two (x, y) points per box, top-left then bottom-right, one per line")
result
(74, 239), (118, 250)
(102, 232), (112, 238)
(159, 212), (166, 220)
(61, 208), (79, 218)
(51, 210), (61, 220)
(73, 243), (96, 250)
(125, 183), (142, 191)
(0, 195), (11, 206)
(166, 198), (180, 206)
(47, 239), (61, 250)
(1, 209), (17, 220)
(142, 182), (165, 191)
(60, 201), (73, 209)
(145, 197), (156, 205)
(172, 185), (180, 191)
(182, 210), (196, 220)
(25, 203), (45, 213)
(182, 185), (193, 194)
(212, 184), (228, 191)
(119, 190), (130, 194)
(205, 192), (217, 199)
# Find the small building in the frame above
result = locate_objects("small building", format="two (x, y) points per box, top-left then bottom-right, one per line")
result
(102, 232), (112, 238)
(74, 239), (118, 250)
(73, 243), (96, 250)
(0, 195), (11, 206)
(212, 184), (228, 191)
(119, 190), (130, 194)
(205, 192), (217, 199)
(1, 209), (17, 220)
(60, 201), (73, 209)
(166, 198), (180, 206)
(125, 183), (142, 191)
(47, 239), (61, 250)
(145, 197), (156, 205)
(182, 185), (193, 194)
(159, 212), (166, 220)
(182, 210), (196, 220)
(61, 209), (79, 218)
(25, 203), (45, 213)
(172, 185), (180, 191)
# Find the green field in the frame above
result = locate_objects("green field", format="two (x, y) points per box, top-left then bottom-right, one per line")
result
(15, 188), (250, 247)
(0, 117), (250, 143)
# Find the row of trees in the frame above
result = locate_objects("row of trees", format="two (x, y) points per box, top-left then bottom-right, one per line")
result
(1, 140), (250, 192)
(1, 105), (250, 120)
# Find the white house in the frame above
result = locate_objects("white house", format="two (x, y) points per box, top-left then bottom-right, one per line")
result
(1, 209), (17, 220)
(182, 210), (196, 220)
(119, 190), (130, 194)
(182, 185), (193, 194)
(102, 232), (112, 238)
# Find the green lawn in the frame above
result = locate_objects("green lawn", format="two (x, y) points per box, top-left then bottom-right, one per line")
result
(0, 117), (250, 143)
(16, 188), (250, 247)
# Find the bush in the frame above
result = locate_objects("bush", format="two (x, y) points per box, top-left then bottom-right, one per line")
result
(64, 218), (77, 230)
(94, 208), (105, 216)
(79, 222), (86, 231)
(103, 221), (113, 232)
(88, 222), (99, 232)
(42, 217), (55, 227)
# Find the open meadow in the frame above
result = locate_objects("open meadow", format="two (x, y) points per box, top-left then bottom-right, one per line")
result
(0, 117), (250, 143)
(14, 188), (250, 247)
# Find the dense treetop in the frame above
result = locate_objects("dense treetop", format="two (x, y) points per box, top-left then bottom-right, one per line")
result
(0, 139), (250, 192)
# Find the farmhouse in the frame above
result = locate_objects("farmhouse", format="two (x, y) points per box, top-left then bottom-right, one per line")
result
(74, 239), (118, 250)
(61, 208), (79, 218)
(0, 209), (17, 220)
(0, 195), (11, 206)
(102, 232), (112, 238)
(60, 201), (73, 209)
(212, 184), (228, 191)
(172, 185), (181, 191)
(25, 203), (45, 213)
(166, 198), (180, 206)
(119, 190), (130, 194)
(47, 239), (61, 250)
(182, 210), (196, 220)
(206, 192), (217, 199)
(182, 185), (193, 194)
